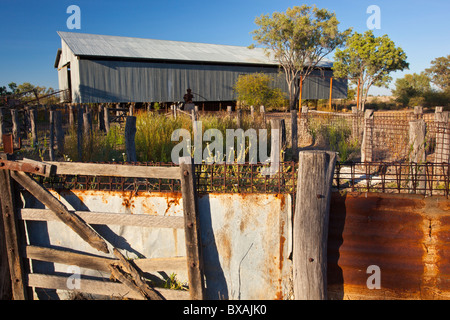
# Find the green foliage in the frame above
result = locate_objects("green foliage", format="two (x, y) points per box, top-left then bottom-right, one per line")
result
(333, 30), (409, 110)
(392, 72), (431, 106)
(308, 119), (360, 162)
(64, 124), (125, 162)
(135, 112), (191, 162)
(0, 81), (59, 104)
(163, 273), (188, 291)
(251, 5), (351, 109)
(233, 73), (286, 110)
(425, 54), (450, 92)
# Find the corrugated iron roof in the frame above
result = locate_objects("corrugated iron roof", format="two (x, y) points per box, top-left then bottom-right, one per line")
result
(57, 31), (333, 68)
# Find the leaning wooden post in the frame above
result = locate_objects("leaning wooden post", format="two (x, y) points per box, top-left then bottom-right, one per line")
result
(291, 110), (298, 161)
(0, 156), (28, 300)
(409, 120), (426, 194)
(179, 156), (205, 300)
(293, 150), (337, 300)
(125, 116), (137, 162)
(361, 109), (374, 162)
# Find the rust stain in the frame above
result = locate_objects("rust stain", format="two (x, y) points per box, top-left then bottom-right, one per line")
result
(121, 191), (135, 211)
(162, 192), (182, 216)
(276, 193), (286, 211)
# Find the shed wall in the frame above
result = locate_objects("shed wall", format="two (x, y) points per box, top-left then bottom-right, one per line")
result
(75, 58), (347, 103)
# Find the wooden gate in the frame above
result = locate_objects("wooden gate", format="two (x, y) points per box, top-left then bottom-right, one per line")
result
(0, 156), (204, 300)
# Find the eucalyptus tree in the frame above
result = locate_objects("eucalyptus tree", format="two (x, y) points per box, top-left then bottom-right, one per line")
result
(251, 5), (351, 110)
(333, 30), (409, 111)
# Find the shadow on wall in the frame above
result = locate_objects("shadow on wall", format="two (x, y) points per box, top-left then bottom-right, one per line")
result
(327, 192), (346, 300)
(198, 194), (228, 300)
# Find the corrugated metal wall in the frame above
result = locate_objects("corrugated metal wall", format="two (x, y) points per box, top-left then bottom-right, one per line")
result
(328, 192), (450, 300)
(76, 58), (347, 103)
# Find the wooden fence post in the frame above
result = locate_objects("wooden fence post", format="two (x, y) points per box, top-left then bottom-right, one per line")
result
(179, 156), (205, 300)
(236, 109), (242, 128)
(68, 104), (75, 128)
(299, 106), (309, 145)
(83, 109), (92, 137)
(291, 110), (298, 161)
(125, 116), (137, 162)
(0, 108), (4, 143)
(98, 104), (105, 132)
(104, 105), (110, 134)
(10, 109), (19, 147)
(269, 119), (286, 173)
(29, 107), (38, 148)
(293, 150), (337, 300)
(49, 108), (55, 161)
(361, 109), (374, 162)
(0, 160), (28, 300)
(77, 105), (84, 161)
(227, 106), (232, 119)
(55, 110), (64, 155)
(250, 106), (254, 120)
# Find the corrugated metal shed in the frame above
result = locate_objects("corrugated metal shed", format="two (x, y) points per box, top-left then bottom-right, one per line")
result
(55, 31), (345, 103)
(57, 31), (333, 68)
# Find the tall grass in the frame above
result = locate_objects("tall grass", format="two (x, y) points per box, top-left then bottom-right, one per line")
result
(63, 110), (270, 163)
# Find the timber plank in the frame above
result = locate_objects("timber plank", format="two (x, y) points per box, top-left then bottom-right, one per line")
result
(0, 169), (27, 300)
(27, 274), (190, 300)
(11, 171), (109, 254)
(24, 246), (187, 279)
(19, 209), (185, 229)
(179, 157), (205, 300)
(46, 162), (181, 180)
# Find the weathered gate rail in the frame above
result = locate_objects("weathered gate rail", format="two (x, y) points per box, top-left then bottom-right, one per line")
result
(0, 156), (204, 300)
(34, 160), (450, 197)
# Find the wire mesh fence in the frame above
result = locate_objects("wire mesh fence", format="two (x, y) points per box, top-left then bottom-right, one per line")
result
(301, 109), (450, 164)
(35, 160), (450, 199)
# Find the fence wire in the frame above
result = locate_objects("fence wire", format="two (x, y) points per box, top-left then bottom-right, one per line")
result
(35, 160), (450, 199)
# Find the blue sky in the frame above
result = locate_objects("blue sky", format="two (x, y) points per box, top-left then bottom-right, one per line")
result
(1, 0), (449, 96)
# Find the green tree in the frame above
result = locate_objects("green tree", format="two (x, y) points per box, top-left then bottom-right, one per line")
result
(233, 73), (286, 109)
(425, 55), (450, 92)
(251, 5), (351, 110)
(392, 72), (431, 106)
(333, 30), (409, 111)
